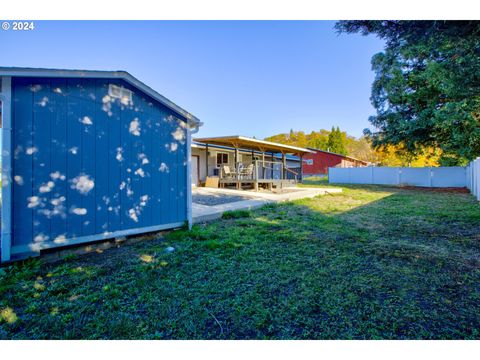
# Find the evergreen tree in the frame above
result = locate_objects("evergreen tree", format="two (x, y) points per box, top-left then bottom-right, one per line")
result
(327, 126), (347, 155)
(336, 21), (480, 165)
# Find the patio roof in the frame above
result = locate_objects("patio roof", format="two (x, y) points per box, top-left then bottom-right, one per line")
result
(193, 135), (314, 155)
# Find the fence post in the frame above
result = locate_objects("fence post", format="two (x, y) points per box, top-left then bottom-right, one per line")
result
(466, 164), (470, 191)
(476, 158), (480, 201)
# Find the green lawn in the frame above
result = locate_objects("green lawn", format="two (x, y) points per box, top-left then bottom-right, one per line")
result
(1, 184), (479, 339)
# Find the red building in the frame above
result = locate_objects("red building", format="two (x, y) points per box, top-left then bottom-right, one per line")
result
(302, 148), (369, 176)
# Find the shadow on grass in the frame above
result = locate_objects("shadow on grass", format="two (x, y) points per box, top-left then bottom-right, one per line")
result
(1, 185), (479, 339)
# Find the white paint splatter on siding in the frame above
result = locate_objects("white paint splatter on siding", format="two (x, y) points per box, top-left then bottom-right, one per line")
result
(71, 207), (87, 215)
(172, 127), (185, 142)
(129, 118), (141, 136)
(27, 196), (41, 208)
(71, 174), (95, 194)
(159, 163), (169, 173)
(80, 116), (93, 125)
(116, 147), (123, 162)
(26, 147), (38, 155)
(14, 175), (24, 185)
(135, 168), (145, 177)
(50, 171), (66, 181)
(39, 181), (55, 193)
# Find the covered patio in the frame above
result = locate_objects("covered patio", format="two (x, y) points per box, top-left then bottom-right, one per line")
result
(193, 135), (314, 191)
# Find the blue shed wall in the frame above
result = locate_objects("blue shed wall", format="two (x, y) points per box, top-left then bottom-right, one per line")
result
(10, 77), (188, 256)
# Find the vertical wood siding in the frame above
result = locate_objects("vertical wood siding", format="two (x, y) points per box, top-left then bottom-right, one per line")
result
(11, 77), (187, 254)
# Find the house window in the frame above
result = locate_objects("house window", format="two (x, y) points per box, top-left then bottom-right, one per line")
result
(304, 159), (313, 165)
(108, 84), (133, 105)
(216, 153), (229, 167)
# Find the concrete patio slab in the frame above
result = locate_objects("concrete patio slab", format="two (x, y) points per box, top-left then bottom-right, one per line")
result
(192, 186), (342, 224)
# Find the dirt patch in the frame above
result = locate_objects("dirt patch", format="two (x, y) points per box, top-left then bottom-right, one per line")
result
(399, 186), (470, 193)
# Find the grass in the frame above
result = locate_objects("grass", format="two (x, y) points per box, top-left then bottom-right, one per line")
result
(1, 184), (479, 339)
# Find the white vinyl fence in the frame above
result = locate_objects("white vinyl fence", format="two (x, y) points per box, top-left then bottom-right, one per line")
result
(329, 159), (480, 200)
(466, 158), (480, 200)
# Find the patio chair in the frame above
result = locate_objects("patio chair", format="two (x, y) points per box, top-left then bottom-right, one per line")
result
(239, 163), (255, 180)
(221, 165), (237, 180)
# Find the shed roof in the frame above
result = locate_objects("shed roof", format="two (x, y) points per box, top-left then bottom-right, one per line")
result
(194, 135), (313, 155)
(0, 66), (202, 129)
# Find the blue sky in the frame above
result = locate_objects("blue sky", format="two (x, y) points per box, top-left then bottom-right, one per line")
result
(0, 21), (384, 139)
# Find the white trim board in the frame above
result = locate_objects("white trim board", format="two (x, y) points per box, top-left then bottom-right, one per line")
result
(10, 221), (185, 258)
(1, 76), (12, 262)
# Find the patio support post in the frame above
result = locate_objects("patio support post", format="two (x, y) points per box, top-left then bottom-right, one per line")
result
(299, 154), (303, 183)
(254, 159), (258, 191)
(205, 144), (209, 179)
(262, 152), (265, 179)
(271, 152), (274, 179)
(251, 149), (255, 181)
(282, 153), (286, 180)
(234, 147), (239, 189)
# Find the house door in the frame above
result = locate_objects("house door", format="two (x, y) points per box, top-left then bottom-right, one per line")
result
(191, 155), (199, 186)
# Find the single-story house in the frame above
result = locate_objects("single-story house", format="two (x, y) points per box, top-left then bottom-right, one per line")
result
(192, 135), (312, 190)
(191, 141), (301, 185)
(302, 148), (369, 176)
(0, 67), (202, 262)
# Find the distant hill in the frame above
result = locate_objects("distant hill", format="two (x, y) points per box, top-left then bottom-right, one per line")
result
(264, 128), (441, 166)
(265, 128), (377, 162)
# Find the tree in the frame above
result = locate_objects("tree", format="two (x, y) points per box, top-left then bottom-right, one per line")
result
(335, 21), (480, 165)
(327, 126), (347, 155)
(346, 135), (378, 162)
(373, 144), (441, 167)
(308, 130), (329, 150)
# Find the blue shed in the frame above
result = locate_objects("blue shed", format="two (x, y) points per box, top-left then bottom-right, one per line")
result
(0, 67), (202, 262)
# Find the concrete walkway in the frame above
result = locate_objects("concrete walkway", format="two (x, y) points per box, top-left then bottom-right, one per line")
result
(192, 187), (342, 224)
